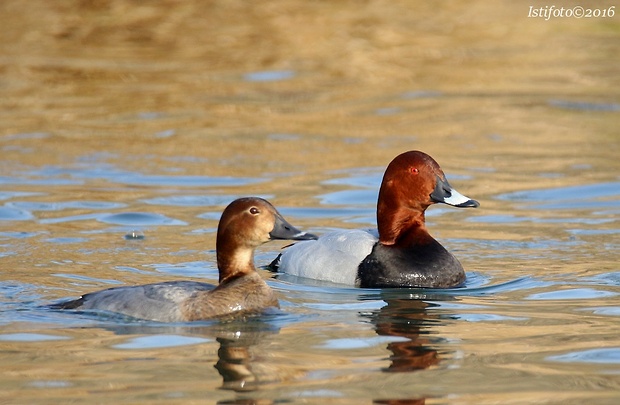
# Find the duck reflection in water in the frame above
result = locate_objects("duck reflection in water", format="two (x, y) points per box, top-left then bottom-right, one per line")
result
(200, 321), (282, 393)
(362, 293), (453, 405)
(214, 329), (272, 392)
(369, 297), (441, 373)
(95, 318), (279, 394)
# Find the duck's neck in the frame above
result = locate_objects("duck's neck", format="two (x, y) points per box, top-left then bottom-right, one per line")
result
(377, 204), (432, 246)
(216, 242), (255, 284)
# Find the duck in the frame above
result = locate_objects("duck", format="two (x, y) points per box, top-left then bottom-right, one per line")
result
(50, 197), (316, 322)
(269, 150), (479, 289)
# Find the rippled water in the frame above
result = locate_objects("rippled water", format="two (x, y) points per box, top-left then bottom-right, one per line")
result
(2, 151), (619, 403)
(1, 1), (619, 404)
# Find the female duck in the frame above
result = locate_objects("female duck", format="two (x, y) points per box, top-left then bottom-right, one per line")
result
(52, 197), (316, 322)
(270, 151), (479, 288)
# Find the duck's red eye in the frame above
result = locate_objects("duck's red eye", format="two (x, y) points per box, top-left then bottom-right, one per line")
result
(249, 207), (260, 215)
(410, 167), (419, 175)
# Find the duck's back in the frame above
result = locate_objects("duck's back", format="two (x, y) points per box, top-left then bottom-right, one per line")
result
(53, 281), (215, 322)
(277, 229), (378, 285)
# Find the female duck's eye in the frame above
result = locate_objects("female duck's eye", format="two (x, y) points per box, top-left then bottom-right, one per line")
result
(249, 207), (260, 215)
(410, 167), (419, 174)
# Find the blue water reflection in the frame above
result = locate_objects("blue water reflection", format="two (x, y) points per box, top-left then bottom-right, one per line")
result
(548, 348), (620, 364)
(498, 182), (620, 210)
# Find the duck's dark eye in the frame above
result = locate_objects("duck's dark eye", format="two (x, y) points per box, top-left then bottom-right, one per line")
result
(409, 167), (419, 175)
(249, 207), (260, 215)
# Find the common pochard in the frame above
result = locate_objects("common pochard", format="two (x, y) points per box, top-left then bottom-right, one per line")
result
(270, 151), (479, 288)
(51, 197), (316, 321)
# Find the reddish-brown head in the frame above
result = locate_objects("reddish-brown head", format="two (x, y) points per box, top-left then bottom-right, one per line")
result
(376, 151), (478, 245)
(378, 151), (445, 213)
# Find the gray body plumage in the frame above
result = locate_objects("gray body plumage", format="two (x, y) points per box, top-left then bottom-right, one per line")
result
(54, 281), (215, 322)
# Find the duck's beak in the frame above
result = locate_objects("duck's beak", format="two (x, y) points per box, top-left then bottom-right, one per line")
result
(430, 176), (480, 208)
(270, 213), (318, 241)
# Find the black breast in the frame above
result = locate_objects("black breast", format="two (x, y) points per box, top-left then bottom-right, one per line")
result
(357, 240), (466, 288)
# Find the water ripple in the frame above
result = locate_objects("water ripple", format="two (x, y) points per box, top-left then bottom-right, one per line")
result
(527, 288), (618, 300)
(548, 99), (620, 112)
(244, 70), (295, 82)
(0, 206), (34, 221)
(21, 165), (265, 188)
(498, 182), (620, 211)
(142, 194), (241, 207)
(0, 333), (69, 342)
(113, 335), (212, 349)
(548, 348), (620, 364)
(7, 201), (125, 211)
(98, 212), (187, 226)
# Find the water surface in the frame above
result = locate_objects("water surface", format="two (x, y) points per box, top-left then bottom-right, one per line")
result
(1, 1), (619, 404)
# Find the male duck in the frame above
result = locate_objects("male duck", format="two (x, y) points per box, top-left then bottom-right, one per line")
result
(51, 197), (316, 321)
(270, 151), (479, 288)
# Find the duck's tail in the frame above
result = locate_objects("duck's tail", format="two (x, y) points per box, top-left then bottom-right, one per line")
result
(48, 297), (84, 310)
(266, 253), (282, 272)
